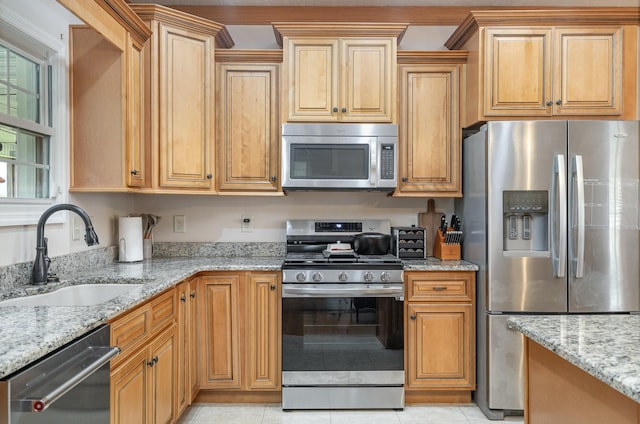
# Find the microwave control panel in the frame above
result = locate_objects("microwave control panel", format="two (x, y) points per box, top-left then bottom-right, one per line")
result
(380, 144), (395, 180)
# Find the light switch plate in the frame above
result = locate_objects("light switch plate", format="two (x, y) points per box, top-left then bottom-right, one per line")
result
(173, 215), (186, 233)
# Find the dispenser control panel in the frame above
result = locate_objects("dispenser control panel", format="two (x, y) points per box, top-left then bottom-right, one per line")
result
(503, 190), (548, 252)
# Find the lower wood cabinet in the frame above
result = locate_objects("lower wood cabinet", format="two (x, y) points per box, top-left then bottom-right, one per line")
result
(176, 278), (199, 417)
(111, 323), (177, 424)
(405, 271), (476, 403)
(198, 272), (281, 394)
(110, 288), (178, 424)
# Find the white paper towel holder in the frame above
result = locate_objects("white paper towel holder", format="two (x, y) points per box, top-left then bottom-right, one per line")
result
(119, 216), (143, 262)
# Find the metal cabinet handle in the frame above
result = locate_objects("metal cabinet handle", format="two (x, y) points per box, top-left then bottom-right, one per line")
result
(130, 170), (138, 175)
(271, 176), (276, 182)
(332, 107), (338, 113)
(402, 177), (408, 182)
(153, 356), (159, 363)
(190, 292), (196, 299)
(341, 107), (347, 113)
(147, 359), (155, 367)
(206, 174), (213, 179)
(432, 286), (448, 291)
(546, 101), (553, 106)
(556, 100), (562, 105)
(270, 285), (276, 291)
(26, 346), (120, 413)
(180, 295), (187, 302)
(410, 315), (416, 321)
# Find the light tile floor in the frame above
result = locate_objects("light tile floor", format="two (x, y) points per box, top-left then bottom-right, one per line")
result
(178, 403), (525, 424)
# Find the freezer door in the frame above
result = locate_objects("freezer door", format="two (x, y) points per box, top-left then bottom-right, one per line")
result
(487, 121), (568, 312)
(487, 314), (525, 411)
(568, 121), (640, 313)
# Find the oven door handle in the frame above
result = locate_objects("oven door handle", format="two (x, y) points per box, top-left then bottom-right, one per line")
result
(282, 284), (404, 298)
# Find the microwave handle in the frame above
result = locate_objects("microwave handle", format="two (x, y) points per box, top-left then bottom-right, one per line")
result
(370, 139), (378, 187)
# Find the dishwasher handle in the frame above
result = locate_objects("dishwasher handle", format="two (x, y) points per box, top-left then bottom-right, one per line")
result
(24, 346), (120, 413)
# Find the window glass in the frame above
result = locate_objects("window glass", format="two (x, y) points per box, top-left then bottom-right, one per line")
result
(0, 41), (50, 199)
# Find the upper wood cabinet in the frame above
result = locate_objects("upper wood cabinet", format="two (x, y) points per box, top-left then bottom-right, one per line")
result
(215, 50), (283, 194)
(65, 0), (151, 192)
(445, 9), (639, 128)
(394, 52), (466, 197)
(273, 23), (407, 123)
(130, 4), (233, 193)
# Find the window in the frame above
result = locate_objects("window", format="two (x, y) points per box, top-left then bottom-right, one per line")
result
(0, 2), (69, 226)
(0, 42), (53, 199)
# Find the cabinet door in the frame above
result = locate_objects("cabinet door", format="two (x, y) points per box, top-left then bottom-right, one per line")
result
(406, 303), (473, 389)
(159, 23), (214, 189)
(188, 280), (200, 400)
(340, 38), (395, 122)
(553, 27), (622, 115)
(285, 38), (339, 121)
(126, 37), (146, 188)
(217, 64), (280, 192)
(245, 273), (281, 390)
(199, 275), (241, 388)
(397, 65), (461, 196)
(149, 326), (177, 424)
(484, 28), (552, 116)
(111, 349), (148, 424)
(176, 282), (190, 416)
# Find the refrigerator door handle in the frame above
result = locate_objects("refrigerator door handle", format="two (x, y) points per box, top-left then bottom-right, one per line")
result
(573, 155), (585, 278)
(552, 154), (567, 278)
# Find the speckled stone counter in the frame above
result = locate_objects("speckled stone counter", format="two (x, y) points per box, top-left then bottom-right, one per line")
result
(507, 314), (640, 403)
(402, 257), (479, 271)
(0, 254), (478, 379)
(0, 256), (283, 379)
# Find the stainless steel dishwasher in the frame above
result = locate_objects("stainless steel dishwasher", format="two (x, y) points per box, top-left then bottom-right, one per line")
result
(1, 324), (119, 424)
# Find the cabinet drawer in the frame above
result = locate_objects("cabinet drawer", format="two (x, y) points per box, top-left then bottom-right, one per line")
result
(110, 304), (151, 367)
(150, 289), (177, 335)
(406, 272), (474, 302)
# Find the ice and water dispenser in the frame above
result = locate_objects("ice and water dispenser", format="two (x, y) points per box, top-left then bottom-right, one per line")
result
(503, 190), (548, 252)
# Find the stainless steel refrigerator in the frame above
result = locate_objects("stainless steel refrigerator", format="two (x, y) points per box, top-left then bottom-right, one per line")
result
(455, 120), (640, 419)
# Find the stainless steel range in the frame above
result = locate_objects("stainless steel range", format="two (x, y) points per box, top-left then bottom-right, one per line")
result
(281, 219), (405, 410)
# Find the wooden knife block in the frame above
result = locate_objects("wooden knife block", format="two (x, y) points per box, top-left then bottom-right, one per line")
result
(433, 229), (461, 260)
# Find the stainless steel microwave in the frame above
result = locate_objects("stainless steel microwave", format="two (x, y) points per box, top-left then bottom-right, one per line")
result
(281, 123), (398, 191)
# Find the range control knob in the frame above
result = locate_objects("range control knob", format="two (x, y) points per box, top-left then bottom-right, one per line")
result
(295, 272), (306, 282)
(380, 272), (391, 282)
(338, 272), (349, 282)
(364, 272), (375, 282)
(312, 272), (323, 282)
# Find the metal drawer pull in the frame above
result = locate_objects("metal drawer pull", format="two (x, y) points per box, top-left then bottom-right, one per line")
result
(26, 346), (120, 412)
(432, 286), (448, 291)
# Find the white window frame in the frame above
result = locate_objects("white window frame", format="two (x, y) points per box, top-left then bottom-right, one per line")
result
(0, 4), (68, 226)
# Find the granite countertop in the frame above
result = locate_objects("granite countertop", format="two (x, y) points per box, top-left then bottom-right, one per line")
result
(507, 314), (640, 403)
(0, 256), (477, 379)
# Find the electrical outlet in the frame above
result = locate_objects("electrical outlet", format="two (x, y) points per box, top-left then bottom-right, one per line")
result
(241, 215), (253, 232)
(173, 215), (186, 233)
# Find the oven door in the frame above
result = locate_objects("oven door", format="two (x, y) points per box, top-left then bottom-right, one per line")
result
(282, 284), (404, 384)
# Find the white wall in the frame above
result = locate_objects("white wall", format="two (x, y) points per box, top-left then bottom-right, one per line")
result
(131, 194), (453, 243)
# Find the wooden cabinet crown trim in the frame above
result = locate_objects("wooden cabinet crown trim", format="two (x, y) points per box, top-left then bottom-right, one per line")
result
(272, 22), (409, 47)
(397, 50), (468, 64)
(215, 49), (283, 63)
(130, 4), (234, 48)
(445, 8), (640, 49)
(99, 0), (152, 47)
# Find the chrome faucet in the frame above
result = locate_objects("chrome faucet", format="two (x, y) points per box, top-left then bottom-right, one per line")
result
(31, 203), (99, 285)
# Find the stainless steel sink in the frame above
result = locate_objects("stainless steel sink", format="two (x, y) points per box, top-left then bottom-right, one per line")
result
(0, 284), (144, 307)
